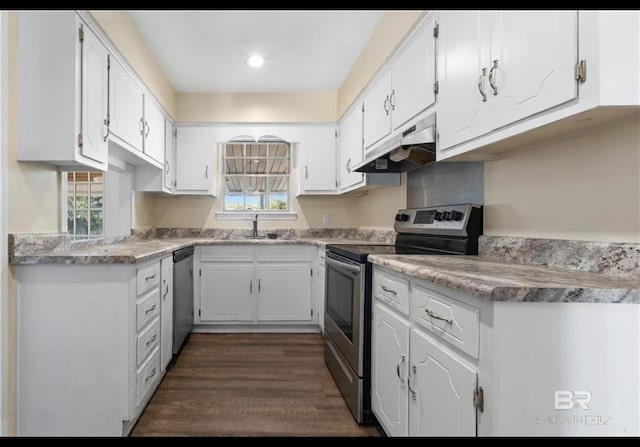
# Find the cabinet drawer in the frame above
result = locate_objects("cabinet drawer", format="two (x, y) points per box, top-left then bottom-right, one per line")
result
(411, 284), (480, 359)
(373, 268), (410, 317)
(255, 245), (311, 262)
(136, 288), (160, 331)
(200, 245), (253, 262)
(136, 348), (160, 407)
(137, 317), (160, 366)
(137, 262), (160, 295)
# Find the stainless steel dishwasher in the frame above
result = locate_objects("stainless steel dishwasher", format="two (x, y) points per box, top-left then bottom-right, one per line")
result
(173, 246), (194, 354)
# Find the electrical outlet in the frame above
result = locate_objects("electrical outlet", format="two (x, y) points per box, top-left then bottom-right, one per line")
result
(322, 214), (330, 224)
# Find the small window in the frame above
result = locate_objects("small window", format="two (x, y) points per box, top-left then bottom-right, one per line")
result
(223, 140), (290, 212)
(64, 171), (104, 241)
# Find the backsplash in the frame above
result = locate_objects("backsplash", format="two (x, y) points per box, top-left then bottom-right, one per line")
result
(406, 161), (484, 208)
(479, 235), (640, 276)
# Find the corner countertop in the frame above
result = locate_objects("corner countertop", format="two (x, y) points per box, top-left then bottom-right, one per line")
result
(368, 254), (640, 304)
(10, 237), (373, 265)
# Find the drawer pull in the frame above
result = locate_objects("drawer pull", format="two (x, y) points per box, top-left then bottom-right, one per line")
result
(145, 272), (157, 281)
(381, 284), (397, 295)
(144, 304), (157, 315)
(145, 334), (157, 346)
(425, 308), (452, 325)
(144, 368), (157, 382)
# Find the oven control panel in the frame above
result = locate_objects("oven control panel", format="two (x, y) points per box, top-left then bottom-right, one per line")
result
(394, 204), (482, 237)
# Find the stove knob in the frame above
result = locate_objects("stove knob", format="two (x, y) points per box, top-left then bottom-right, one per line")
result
(451, 211), (463, 221)
(395, 213), (410, 222)
(395, 213), (402, 222)
(442, 211), (452, 220)
(435, 211), (443, 221)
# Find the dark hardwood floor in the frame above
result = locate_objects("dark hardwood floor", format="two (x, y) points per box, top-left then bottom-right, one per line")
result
(131, 333), (380, 437)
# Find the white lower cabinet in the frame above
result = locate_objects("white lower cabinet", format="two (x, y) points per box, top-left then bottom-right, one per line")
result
(371, 302), (410, 436)
(160, 256), (174, 371)
(371, 266), (480, 438)
(408, 328), (477, 436)
(14, 258), (171, 436)
(196, 245), (315, 326)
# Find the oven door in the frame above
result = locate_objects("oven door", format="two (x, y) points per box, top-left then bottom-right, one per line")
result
(324, 251), (365, 376)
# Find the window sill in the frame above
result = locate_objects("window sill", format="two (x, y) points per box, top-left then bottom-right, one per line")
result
(215, 211), (298, 221)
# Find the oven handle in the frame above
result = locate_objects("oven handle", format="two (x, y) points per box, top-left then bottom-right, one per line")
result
(326, 256), (362, 275)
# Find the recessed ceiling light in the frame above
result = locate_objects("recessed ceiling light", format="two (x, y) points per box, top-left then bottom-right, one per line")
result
(245, 54), (265, 68)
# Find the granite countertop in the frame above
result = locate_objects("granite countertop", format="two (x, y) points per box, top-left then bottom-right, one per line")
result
(10, 237), (375, 265)
(368, 254), (640, 303)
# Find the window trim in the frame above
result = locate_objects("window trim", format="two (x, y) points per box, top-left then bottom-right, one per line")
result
(222, 140), (292, 213)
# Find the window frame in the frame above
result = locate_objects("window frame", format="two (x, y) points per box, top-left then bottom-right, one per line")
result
(61, 171), (105, 241)
(221, 139), (292, 213)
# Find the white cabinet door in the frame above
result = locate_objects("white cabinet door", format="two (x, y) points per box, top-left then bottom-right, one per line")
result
(109, 58), (144, 152)
(80, 26), (109, 164)
(175, 126), (213, 192)
(363, 70), (393, 150)
(488, 11), (578, 130)
(391, 16), (437, 131)
(164, 119), (175, 191)
(437, 11), (492, 151)
(337, 105), (365, 191)
(142, 95), (165, 164)
(200, 263), (255, 322)
(409, 328), (477, 437)
(256, 263), (312, 321)
(372, 302), (410, 437)
(160, 256), (173, 371)
(298, 126), (337, 193)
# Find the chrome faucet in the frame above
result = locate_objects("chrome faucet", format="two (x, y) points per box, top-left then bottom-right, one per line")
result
(252, 214), (259, 238)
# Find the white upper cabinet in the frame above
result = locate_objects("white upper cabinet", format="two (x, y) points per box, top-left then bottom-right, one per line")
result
(297, 125), (337, 194)
(337, 104), (365, 191)
(109, 57), (144, 153)
(363, 14), (438, 153)
(390, 15), (437, 131)
(16, 12), (109, 170)
(164, 119), (176, 191)
(438, 10), (580, 154)
(175, 126), (216, 194)
(363, 70), (393, 150)
(142, 96), (165, 164)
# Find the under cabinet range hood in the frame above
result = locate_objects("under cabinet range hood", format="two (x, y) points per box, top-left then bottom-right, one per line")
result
(352, 115), (436, 173)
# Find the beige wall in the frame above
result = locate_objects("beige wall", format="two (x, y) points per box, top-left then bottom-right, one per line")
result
(484, 114), (640, 243)
(337, 11), (425, 118)
(352, 174), (407, 230)
(178, 93), (337, 123)
(90, 10), (177, 119)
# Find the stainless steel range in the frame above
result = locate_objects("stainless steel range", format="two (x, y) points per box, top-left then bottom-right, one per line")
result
(323, 203), (483, 424)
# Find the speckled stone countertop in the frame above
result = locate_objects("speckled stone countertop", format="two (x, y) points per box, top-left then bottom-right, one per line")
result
(369, 254), (640, 303)
(10, 237), (376, 265)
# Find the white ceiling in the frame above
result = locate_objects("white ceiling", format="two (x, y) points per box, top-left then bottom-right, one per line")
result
(128, 10), (384, 93)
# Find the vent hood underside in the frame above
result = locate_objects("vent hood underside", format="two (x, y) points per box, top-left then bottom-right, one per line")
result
(352, 115), (436, 173)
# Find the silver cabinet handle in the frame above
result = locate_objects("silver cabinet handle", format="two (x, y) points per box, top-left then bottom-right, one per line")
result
(381, 284), (397, 295)
(103, 117), (110, 142)
(488, 59), (499, 96)
(383, 95), (389, 115)
(145, 272), (156, 281)
(258, 278), (261, 293)
(144, 367), (156, 382)
(163, 282), (169, 299)
(396, 355), (406, 386)
(139, 117), (145, 135)
(305, 166), (309, 179)
(425, 308), (453, 325)
(407, 365), (417, 400)
(204, 165), (208, 179)
(346, 158), (351, 173)
(390, 89), (396, 110)
(145, 121), (150, 137)
(477, 68), (488, 102)
(165, 160), (169, 174)
(145, 334), (157, 346)
(250, 279), (253, 294)
(145, 304), (156, 315)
